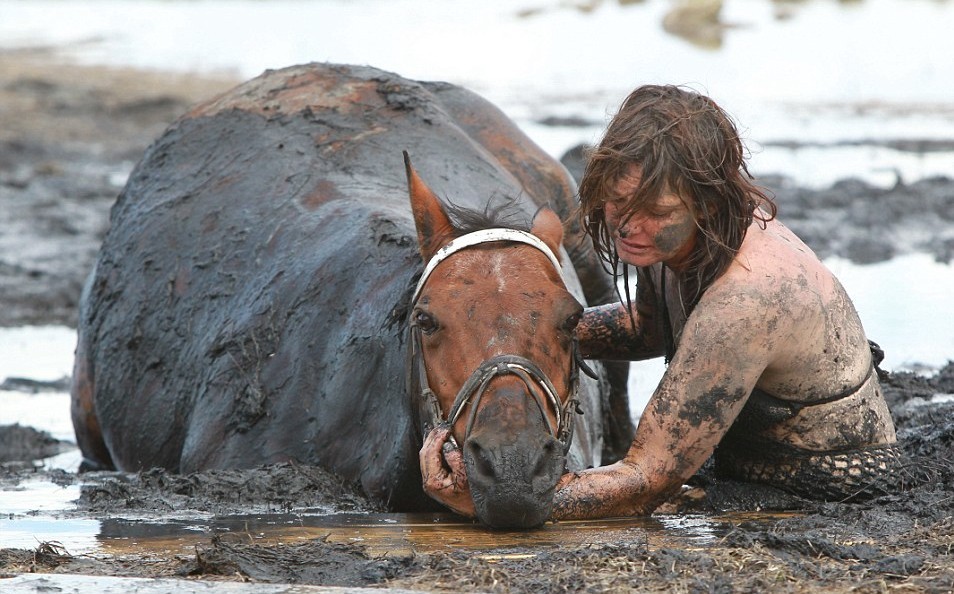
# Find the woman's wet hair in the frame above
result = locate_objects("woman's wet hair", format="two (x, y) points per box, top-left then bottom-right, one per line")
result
(579, 84), (776, 308)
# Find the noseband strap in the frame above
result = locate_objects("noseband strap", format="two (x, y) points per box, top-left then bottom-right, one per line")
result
(410, 326), (584, 455)
(407, 228), (587, 455)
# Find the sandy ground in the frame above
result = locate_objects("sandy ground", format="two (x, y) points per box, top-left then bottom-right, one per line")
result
(1, 48), (954, 592)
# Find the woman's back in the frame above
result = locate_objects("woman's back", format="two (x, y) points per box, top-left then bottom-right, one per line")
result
(713, 216), (896, 451)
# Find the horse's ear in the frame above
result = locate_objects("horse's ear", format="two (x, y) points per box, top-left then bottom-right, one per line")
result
(530, 206), (564, 262)
(404, 151), (455, 261)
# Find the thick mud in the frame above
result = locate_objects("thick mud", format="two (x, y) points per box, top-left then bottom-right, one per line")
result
(0, 424), (71, 464)
(2, 50), (953, 592)
(6, 366), (954, 591)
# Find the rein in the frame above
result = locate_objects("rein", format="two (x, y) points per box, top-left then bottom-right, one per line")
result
(406, 228), (596, 455)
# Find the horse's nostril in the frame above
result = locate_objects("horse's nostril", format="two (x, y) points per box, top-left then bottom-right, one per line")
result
(533, 439), (559, 478)
(466, 439), (496, 480)
(466, 433), (562, 490)
(464, 433), (563, 529)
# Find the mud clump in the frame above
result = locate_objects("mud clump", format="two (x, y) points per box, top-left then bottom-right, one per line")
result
(0, 424), (71, 464)
(0, 542), (73, 577)
(186, 535), (417, 586)
(77, 463), (379, 516)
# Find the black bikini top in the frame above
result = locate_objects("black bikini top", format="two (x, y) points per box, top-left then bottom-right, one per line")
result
(732, 341), (885, 432)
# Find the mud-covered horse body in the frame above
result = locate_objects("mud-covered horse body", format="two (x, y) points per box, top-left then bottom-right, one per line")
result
(71, 63), (625, 518)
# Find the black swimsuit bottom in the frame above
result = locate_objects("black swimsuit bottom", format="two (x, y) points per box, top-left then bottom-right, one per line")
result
(714, 438), (909, 502)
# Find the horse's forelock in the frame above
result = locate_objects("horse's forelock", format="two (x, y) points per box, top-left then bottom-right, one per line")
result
(443, 193), (532, 236)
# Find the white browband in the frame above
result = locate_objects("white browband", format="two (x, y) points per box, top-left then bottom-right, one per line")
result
(411, 228), (563, 305)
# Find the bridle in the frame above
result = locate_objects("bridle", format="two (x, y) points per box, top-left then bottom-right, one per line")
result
(406, 228), (597, 455)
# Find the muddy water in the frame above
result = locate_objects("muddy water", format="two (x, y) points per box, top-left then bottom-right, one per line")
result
(2, 506), (785, 559)
(4, 0), (954, 190)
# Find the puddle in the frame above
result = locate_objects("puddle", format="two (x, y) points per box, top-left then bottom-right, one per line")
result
(1, 506), (783, 559)
(3, 573), (420, 593)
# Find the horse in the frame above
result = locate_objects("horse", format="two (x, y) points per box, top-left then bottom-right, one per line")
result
(70, 62), (630, 528)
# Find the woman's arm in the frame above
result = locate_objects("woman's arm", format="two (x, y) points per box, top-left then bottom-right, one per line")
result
(554, 282), (776, 519)
(577, 267), (666, 361)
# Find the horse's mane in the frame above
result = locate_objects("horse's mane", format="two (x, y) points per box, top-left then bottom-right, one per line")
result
(385, 194), (534, 334)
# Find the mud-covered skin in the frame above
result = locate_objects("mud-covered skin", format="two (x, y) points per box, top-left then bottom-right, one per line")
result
(70, 63), (621, 512)
(577, 294), (660, 362)
(553, 212), (898, 520)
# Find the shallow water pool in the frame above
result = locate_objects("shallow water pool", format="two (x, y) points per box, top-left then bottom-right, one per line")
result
(0, 504), (774, 558)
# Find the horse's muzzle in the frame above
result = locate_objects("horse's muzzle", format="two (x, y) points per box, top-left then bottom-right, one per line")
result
(462, 395), (565, 529)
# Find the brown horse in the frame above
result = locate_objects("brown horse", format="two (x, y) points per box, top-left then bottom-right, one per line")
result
(70, 63), (628, 528)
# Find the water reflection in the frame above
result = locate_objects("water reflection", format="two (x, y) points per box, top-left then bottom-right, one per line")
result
(4, 510), (766, 558)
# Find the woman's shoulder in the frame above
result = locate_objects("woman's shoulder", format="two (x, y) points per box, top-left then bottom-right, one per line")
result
(732, 220), (832, 281)
(706, 220), (836, 313)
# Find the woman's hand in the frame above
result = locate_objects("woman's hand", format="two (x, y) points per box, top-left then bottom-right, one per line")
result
(419, 425), (476, 518)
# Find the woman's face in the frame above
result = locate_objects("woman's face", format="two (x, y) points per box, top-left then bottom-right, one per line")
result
(604, 167), (697, 270)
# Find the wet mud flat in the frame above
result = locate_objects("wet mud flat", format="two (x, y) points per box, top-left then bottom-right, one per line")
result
(1, 50), (954, 592)
(2, 363), (954, 592)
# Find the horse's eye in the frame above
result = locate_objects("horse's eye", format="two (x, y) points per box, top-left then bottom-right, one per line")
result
(413, 310), (439, 334)
(563, 311), (582, 333)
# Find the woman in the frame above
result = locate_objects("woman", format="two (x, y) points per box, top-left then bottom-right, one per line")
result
(422, 85), (906, 519)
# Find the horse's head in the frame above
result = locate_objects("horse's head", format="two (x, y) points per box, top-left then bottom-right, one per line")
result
(404, 152), (591, 528)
